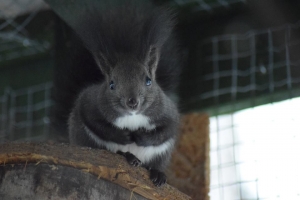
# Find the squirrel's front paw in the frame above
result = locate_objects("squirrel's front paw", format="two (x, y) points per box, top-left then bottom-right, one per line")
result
(117, 151), (142, 167)
(149, 169), (167, 187)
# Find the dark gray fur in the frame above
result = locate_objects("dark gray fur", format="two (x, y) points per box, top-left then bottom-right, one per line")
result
(66, 0), (181, 186)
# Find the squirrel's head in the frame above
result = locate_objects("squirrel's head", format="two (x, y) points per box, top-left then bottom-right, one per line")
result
(93, 46), (160, 114)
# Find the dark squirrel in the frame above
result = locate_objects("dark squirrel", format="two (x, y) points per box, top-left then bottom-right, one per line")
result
(53, 0), (182, 187)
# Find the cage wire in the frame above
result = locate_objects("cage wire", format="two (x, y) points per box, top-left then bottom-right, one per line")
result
(0, 0), (49, 62)
(0, 0), (52, 143)
(0, 82), (53, 144)
(193, 21), (300, 113)
(204, 21), (300, 199)
(209, 98), (300, 200)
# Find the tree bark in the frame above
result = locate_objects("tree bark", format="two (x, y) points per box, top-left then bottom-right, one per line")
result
(0, 142), (190, 200)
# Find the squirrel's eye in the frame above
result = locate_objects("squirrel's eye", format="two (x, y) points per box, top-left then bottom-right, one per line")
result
(110, 81), (115, 90)
(146, 77), (152, 86)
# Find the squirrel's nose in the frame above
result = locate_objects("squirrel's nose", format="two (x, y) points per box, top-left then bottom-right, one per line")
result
(126, 98), (139, 109)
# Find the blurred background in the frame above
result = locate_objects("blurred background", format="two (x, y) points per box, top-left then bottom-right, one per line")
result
(0, 0), (300, 199)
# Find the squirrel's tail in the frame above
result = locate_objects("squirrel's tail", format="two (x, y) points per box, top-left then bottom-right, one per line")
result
(50, 18), (105, 138)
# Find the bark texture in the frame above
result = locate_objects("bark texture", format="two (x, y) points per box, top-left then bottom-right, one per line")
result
(0, 142), (190, 200)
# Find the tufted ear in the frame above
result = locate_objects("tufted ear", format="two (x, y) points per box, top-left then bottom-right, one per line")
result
(145, 45), (160, 77)
(93, 52), (112, 76)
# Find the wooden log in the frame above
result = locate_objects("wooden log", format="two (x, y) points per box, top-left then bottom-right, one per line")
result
(0, 163), (148, 200)
(0, 143), (190, 200)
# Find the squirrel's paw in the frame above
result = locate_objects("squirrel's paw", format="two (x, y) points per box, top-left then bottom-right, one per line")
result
(117, 151), (142, 167)
(150, 169), (167, 187)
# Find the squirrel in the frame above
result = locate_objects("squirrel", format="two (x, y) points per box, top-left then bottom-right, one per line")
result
(53, 0), (182, 187)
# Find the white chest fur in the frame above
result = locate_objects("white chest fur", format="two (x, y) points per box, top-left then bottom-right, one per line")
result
(113, 113), (156, 131)
(84, 126), (174, 164)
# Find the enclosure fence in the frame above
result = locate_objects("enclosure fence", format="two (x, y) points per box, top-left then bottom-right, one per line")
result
(0, 0), (49, 61)
(193, 21), (300, 113)
(205, 21), (300, 200)
(0, 82), (53, 143)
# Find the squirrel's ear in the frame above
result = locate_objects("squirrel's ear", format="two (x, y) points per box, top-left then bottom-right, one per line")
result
(145, 45), (160, 76)
(93, 52), (111, 75)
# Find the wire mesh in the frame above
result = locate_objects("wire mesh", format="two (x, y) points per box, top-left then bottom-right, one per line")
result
(191, 21), (300, 112)
(0, 82), (53, 144)
(204, 21), (300, 200)
(209, 97), (300, 200)
(0, 0), (50, 62)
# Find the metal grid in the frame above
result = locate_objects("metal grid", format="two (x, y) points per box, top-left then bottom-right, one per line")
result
(209, 97), (300, 200)
(203, 22), (300, 200)
(190, 21), (300, 110)
(0, 0), (50, 62)
(0, 83), (53, 144)
(173, 0), (246, 11)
